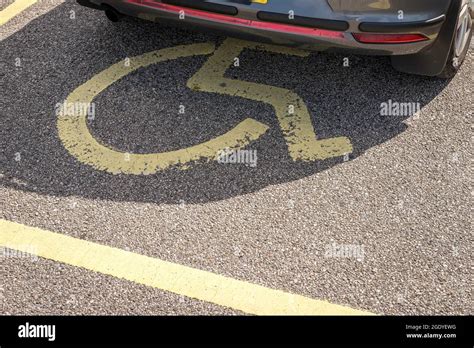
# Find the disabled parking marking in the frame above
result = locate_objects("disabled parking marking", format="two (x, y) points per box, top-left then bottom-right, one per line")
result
(57, 43), (270, 175)
(58, 39), (352, 175)
(189, 38), (353, 161)
(0, 0), (36, 26)
(0, 218), (374, 315)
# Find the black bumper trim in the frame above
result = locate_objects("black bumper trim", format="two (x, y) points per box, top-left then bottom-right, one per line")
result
(256, 11), (349, 32)
(161, 0), (238, 16)
(359, 15), (446, 33)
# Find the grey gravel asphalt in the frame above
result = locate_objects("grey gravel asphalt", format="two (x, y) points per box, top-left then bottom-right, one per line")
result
(0, 0), (473, 315)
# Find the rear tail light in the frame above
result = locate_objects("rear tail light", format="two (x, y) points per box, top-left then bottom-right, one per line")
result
(352, 33), (429, 44)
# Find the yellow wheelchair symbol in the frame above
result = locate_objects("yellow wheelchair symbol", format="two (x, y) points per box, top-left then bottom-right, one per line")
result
(57, 38), (352, 175)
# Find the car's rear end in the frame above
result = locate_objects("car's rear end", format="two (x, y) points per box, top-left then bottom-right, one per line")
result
(77, 0), (473, 77)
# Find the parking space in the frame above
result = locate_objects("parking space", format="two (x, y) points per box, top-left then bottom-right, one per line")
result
(1, 0), (472, 315)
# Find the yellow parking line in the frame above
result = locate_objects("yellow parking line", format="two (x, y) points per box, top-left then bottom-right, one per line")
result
(0, 0), (36, 26)
(0, 219), (374, 315)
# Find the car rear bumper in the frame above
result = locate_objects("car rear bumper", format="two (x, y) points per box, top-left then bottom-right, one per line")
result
(80, 0), (458, 56)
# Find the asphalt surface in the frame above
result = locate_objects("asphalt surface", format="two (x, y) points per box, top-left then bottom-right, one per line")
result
(1, 0), (473, 315)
